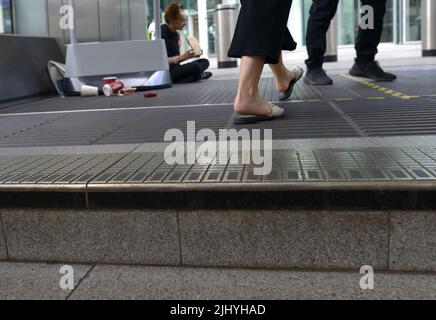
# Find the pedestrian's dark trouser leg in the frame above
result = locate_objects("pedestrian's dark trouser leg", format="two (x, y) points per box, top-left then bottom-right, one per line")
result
(170, 61), (203, 84)
(355, 0), (387, 64)
(305, 0), (340, 69)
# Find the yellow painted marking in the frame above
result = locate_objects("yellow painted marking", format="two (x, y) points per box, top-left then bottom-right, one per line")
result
(332, 98), (353, 101)
(339, 73), (421, 100)
(298, 97), (390, 102)
(401, 95), (420, 100)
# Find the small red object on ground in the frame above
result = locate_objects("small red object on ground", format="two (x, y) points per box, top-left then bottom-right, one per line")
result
(144, 93), (158, 98)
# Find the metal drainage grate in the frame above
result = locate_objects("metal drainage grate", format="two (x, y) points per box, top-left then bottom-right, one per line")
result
(1, 147), (436, 187)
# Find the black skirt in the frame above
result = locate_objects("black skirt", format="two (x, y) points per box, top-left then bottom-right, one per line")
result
(228, 0), (297, 64)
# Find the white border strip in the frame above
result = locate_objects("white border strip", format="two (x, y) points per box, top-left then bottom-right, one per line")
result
(0, 102), (235, 118)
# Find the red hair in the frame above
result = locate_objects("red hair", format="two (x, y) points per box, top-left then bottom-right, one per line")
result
(164, 1), (184, 24)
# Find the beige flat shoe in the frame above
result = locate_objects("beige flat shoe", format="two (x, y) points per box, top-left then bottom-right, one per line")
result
(233, 103), (285, 124)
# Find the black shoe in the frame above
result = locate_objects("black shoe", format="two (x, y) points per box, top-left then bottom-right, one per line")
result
(349, 61), (397, 82)
(201, 72), (213, 80)
(304, 68), (333, 85)
(279, 67), (304, 101)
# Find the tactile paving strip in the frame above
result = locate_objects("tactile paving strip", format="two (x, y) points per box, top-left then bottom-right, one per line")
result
(2, 148), (436, 189)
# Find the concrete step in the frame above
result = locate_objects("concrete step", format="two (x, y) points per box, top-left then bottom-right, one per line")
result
(1, 145), (436, 273)
(1, 262), (435, 300)
(1, 208), (435, 272)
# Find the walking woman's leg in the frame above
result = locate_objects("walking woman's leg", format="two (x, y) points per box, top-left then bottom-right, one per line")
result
(234, 56), (273, 116)
(268, 53), (296, 92)
(230, 0), (296, 116)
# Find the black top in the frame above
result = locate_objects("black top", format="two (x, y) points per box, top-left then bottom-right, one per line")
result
(161, 24), (180, 59)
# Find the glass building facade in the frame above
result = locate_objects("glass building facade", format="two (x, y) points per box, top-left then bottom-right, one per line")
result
(1, 0), (422, 52)
(0, 0), (12, 34)
(147, 0), (222, 54)
(148, 0), (422, 55)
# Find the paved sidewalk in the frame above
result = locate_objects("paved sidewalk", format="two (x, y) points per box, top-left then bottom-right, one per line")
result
(1, 262), (435, 300)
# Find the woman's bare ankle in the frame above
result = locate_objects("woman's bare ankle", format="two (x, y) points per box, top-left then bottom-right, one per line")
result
(275, 70), (296, 92)
(234, 94), (271, 116)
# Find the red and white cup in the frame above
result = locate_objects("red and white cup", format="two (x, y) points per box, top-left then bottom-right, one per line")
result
(103, 77), (117, 85)
(103, 80), (125, 96)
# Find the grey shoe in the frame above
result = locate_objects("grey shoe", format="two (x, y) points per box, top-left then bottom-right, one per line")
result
(304, 68), (333, 85)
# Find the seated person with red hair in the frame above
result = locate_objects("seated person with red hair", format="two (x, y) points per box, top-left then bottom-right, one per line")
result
(161, 1), (212, 83)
